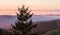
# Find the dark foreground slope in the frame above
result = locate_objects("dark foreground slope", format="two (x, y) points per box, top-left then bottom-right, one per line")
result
(0, 19), (60, 35)
(32, 19), (60, 35)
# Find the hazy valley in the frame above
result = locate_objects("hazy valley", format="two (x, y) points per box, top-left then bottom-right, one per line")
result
(0, 15), (60, 29)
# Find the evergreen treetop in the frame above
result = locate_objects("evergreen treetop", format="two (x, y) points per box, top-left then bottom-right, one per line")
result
(11, 5), (38, 35)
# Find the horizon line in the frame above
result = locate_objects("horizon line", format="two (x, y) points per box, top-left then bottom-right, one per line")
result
(0, 14), (60, 16)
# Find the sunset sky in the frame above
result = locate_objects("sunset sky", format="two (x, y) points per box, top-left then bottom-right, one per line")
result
(0, 0), (60, 15)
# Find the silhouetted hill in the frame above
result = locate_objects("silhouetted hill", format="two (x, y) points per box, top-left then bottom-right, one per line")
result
(32, 19), (60, 35)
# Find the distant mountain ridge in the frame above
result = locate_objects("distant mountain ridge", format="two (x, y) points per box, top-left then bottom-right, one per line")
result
(44, 14), (60, 16)
(0, 15), (60, 22)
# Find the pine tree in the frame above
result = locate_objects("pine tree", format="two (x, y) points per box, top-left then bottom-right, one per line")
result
(11, 5), (38, 35)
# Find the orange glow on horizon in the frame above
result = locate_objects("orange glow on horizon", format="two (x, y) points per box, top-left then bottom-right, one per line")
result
(0, 0), (60, 15)
(0, 9), (60, 15)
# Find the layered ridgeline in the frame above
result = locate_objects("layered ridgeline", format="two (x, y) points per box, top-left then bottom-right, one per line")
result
(0, 15), (60, 29)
